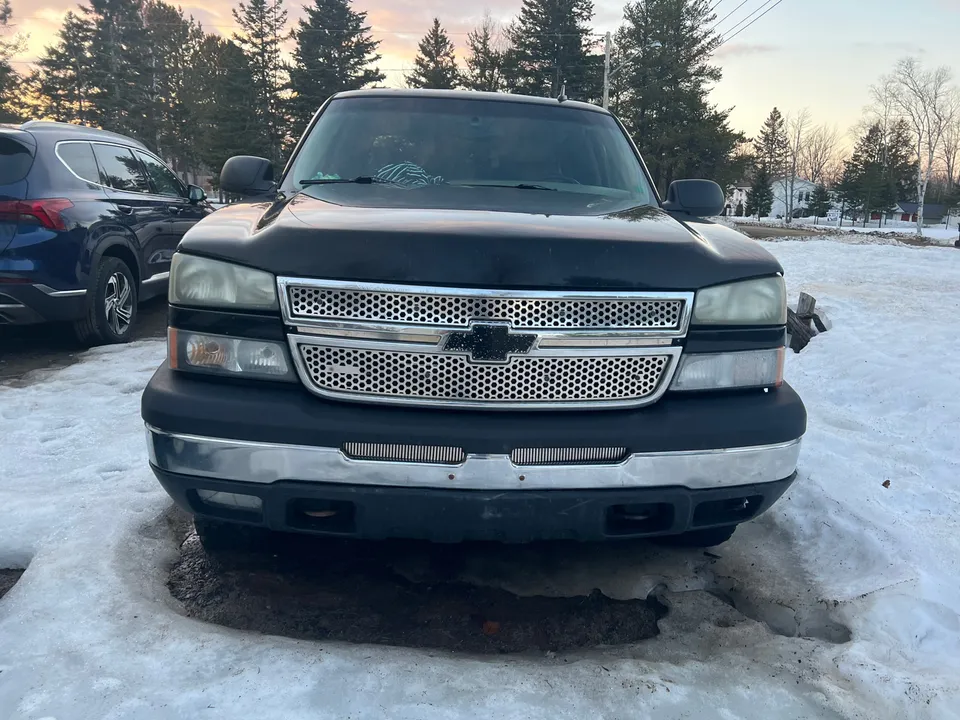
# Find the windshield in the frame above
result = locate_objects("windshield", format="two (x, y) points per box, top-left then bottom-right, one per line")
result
(282, 96), (655, 214)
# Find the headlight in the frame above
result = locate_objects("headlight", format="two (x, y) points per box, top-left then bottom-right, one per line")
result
(671, 349), (784, 391)
(692, 277), (786, 325)
(169, 329), (294, 381)
(169, 254), (278, 310)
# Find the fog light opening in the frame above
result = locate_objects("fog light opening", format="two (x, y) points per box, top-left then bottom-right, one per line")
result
(196, 489), (263, 511)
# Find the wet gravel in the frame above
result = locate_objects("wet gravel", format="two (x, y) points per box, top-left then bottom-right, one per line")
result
(168, 527), (663, 654)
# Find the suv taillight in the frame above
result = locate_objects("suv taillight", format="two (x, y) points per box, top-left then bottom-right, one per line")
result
(0, 199), (75, 230)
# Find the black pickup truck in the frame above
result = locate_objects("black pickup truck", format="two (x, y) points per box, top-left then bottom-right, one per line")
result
(141, 89), (805, 551)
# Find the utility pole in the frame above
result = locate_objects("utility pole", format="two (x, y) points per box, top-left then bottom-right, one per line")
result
(602, 32), (611, 110)
(602, 34), (661, 111)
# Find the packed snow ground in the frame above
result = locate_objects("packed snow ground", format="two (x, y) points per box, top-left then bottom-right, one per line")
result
(733, 216), (960, 245)
(1, 239), (959, 719)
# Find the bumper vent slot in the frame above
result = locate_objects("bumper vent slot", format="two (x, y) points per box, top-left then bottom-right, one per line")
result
(511, 447), (629, 466)
(342, 442), (466, 465)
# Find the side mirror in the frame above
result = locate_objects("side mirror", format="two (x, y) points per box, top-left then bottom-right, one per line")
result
(662, 179), (725, 217)
(219, 156), (276, 197)
(187, 184), (206, 204)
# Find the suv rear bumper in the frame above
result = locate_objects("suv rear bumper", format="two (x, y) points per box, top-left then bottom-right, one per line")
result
(0, 282), (87, 324)
(142, 365), (805, 541)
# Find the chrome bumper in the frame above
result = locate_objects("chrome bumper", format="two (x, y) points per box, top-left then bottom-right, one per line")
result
(146, 426), (801, 491)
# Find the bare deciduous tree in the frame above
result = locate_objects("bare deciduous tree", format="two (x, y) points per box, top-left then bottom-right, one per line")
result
(940, 113), (960, 187)
(781, 108), (811, 223)
(887, 58), (958, 235)
(801, 123), (840, 185)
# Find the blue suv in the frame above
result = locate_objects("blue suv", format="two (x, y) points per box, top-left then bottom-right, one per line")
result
(0, 121), (213, 344)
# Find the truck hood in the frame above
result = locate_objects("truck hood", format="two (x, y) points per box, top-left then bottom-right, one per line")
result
(179, 192), (781, 291)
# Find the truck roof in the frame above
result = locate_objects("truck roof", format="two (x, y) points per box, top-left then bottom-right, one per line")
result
(331, 88), (609, 115)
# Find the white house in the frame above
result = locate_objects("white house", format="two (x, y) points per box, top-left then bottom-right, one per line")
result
(725, 176), (838, 218)
(771, 177), (818, 219)
(723, 184), (750, 216)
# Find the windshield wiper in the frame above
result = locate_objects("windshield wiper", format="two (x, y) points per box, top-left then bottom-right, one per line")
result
(452, 182), (558, 191)
(299, 176), (387, 186)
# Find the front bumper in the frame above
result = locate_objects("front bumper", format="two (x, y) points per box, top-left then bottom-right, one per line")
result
(143, 364), (804, 541)
(0, 282), (87, 324)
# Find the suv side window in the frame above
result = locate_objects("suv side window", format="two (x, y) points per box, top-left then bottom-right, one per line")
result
(56, 142), (100, 184)
(136, 150), (185, 198)
(91, 143), (151, 193)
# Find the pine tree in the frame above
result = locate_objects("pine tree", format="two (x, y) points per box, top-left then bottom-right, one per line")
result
(885, 118), (919, 202)
(143, 2), (206, 171)
(84, 0), (152, 139)
(0, 0), (26, 121)
(807, 183), (832, 223)
(289, 0), (383, 132)
(835, 162), (862, 224)
(504, 0), (600, 101)
(193, 35), (268, 186)
(755, 107), (789, 175)
(233, 0), (290, 166)
(34, 11), (96, 125)
(745, 166), (774, 219)
(842, 123), (898, 226)
(616, 0), (746, 194)
(406, 19), (460, 90)
(464, 13), (505, 92)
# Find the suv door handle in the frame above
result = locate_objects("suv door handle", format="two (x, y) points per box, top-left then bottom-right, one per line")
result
(115, 204), (134, 215)
(167, 206), (183, 215)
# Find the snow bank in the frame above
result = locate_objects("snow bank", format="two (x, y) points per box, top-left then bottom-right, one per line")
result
(1, 240), (959, 718)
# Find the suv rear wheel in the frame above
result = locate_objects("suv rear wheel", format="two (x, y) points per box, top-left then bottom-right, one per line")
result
(73, 257), (138, 345)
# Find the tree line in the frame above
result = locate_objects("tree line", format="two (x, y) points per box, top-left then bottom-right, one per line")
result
(741, 59), (959, 234)
(0, 0), (747, 195)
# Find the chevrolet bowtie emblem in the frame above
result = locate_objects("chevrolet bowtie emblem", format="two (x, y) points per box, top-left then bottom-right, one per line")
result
(443, 323), (537, 363)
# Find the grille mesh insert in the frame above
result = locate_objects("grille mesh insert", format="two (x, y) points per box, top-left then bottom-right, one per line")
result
(297, 343), (671, 406)
(510, 447), (629, 466)
(287, 287), (684, 330)
(342, 443), (466, 465)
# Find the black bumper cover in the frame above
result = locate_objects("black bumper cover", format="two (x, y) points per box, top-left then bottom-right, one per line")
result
(155, 467), (797, 542)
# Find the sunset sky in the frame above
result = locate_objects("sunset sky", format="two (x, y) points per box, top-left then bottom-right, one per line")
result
(6, 0), (960, 140)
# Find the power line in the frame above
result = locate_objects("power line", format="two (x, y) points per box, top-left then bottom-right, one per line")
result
(719, 0), (787, 46)
(712, 0), (751, 32)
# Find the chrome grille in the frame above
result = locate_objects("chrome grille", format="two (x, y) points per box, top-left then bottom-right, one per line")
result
(287, 286), (684, 331)
(511, 447), (629, 466)
(296, 342), (672, 408)
(342, 443), (466, 465)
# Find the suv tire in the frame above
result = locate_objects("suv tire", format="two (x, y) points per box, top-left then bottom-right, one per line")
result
(74, 257), (138, 345)
(657, 524), (738, 548)
(194, 517), (269, 555)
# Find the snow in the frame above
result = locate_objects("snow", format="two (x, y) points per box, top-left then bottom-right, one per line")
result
(732, 217), (960, 245)
(819, 224), (959, 245)
(2, 239), (960, 718)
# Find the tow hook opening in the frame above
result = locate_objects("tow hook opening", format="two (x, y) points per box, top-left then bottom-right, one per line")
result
(605, 502), (674, 536)
(288, 499), (356, 534)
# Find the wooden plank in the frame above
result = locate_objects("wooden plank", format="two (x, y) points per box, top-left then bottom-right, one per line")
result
(787, 308), (812, 353)
(797, 292), (817, 318)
